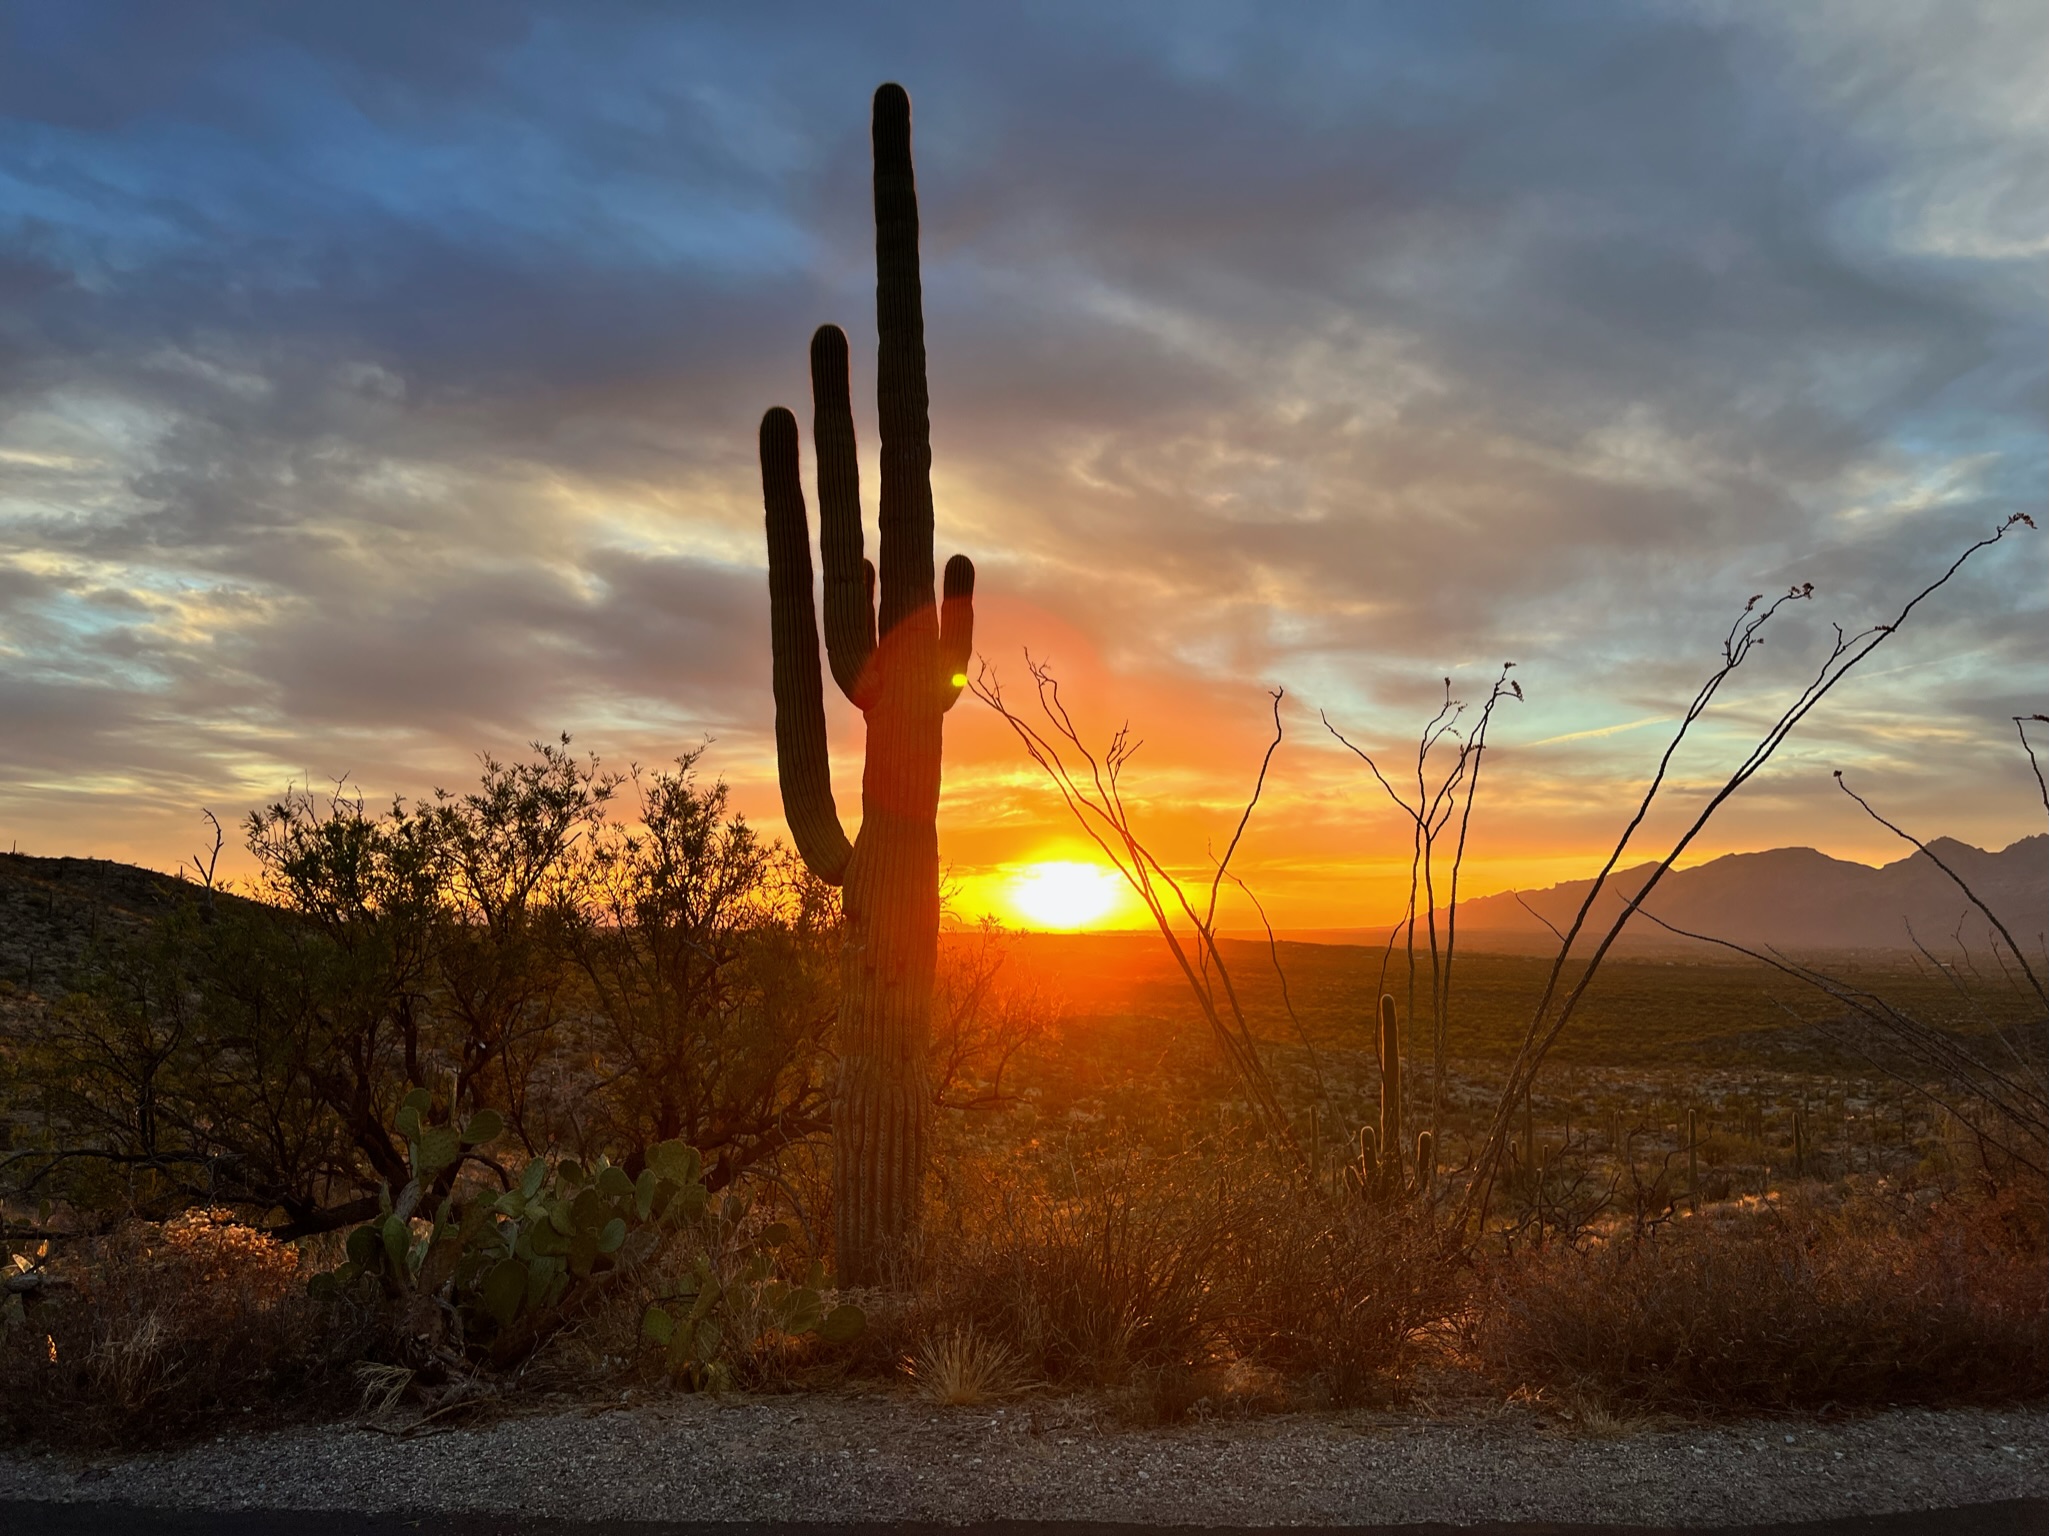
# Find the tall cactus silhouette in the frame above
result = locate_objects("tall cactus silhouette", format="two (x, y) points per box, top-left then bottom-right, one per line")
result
(759, 83), (973, 1286)
(1348, 993), (1432, 1201)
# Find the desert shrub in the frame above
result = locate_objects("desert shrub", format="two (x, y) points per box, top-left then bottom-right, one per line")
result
(1477, 1180), (2049, 1414)
(913, 1141), (1229, 1389)
(4, 744), (842, 1242)
(0, 1209), (378, 1447)
(555, 763), (840, 1177)
(1230, 1193), (1464, 1405)
(907, 1323), (1029, 1405)
(904, 1133), (1460, 1413)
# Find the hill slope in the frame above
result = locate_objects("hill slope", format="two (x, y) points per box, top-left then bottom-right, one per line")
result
(0, 852), (242, 992)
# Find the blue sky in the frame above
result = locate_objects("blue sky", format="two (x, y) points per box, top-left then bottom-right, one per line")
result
(1, 1), (2043, 921)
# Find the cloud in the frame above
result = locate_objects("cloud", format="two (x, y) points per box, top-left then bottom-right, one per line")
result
(1, 1), (2043, 917)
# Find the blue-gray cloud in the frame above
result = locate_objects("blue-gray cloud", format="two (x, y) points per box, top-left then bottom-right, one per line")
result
(0, 0), (2042, 869)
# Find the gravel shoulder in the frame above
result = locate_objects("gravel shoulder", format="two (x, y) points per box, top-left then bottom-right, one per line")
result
(4, 1394), (2047, 1527)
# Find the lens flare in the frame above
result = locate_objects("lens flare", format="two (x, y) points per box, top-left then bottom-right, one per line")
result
(1007, 861), (1124, 929)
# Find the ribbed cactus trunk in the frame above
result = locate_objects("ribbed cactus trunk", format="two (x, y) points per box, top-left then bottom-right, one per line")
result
(1376, 993), (1403, 1190)
(760, 84), (973, 1287)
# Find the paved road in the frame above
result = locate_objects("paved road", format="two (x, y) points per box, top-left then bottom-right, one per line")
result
(5, 1500), (2045, 1535)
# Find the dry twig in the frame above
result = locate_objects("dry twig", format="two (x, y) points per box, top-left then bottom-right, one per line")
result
(1460, 514), (2035, 1230)
(971, 659), (1301, 1161)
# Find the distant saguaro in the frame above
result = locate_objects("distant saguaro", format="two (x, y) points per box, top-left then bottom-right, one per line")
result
(759, 83), (974, 1286)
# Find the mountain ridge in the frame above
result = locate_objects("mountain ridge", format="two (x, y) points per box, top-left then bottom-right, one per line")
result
(1259, 834), (2047, 956)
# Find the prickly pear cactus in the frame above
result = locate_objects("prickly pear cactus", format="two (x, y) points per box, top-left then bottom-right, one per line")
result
(313, 1095), (706, 1349)
(312, 1096), (863, 1377)
(640, 1189), (865, 1391)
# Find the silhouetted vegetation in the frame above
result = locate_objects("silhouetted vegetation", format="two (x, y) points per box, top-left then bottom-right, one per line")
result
(1478, 1183), (2048, 1415)
(2, 745), (842, 1236)
(0, 740), (1047, 1442)
(3, 791), (2044, 1441)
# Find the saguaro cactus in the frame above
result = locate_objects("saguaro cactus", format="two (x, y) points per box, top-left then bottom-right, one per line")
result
(1348, 994), (1432, 1201)
(759, 83), (973, 1286)
(1376, 993), (1403, 1187)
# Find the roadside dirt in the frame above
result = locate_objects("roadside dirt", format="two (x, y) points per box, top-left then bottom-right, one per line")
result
(4, 1391), (2045, 1526)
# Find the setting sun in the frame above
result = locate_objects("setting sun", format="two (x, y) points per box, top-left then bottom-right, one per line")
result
(1006, 861), (1127, 930)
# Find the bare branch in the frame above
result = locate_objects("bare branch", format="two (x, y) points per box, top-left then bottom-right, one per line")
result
(1460, 514), (2033, 1231)
(1511, 891), (1566, 944)
(2016, 715), (2049, 826)
(1833, 771), (2046, 1010)
(972, 658), (1303, 1163)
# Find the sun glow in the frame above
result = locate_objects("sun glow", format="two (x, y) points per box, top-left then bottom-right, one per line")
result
(1006, 860), (1126, 930)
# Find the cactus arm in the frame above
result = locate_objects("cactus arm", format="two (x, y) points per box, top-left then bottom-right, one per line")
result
(809, 324), (878, 707)
(761, 406), (854, 885)
(871, 82), (935, 640)
(939, 552), (975, 710)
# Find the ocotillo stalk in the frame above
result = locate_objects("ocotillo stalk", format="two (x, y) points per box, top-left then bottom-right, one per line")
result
(760, 83), (974, 1286)
(1376, 994), (1402, 1198)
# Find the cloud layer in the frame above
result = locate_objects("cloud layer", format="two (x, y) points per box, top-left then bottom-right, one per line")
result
(2, 1), (2043, 923)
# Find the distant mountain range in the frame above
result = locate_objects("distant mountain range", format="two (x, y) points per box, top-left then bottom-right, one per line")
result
(1267, 835), (2047, 957)
(7, 838), (2045, 972)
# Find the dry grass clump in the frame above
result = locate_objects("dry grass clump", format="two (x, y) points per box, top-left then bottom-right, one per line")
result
(153, 1206), (303, 1292)
(905, 1136), (1461, 1417)
(913, 1145), (1224, 1390)
(908, 1324), (1029, 1405)
(1478, 1179), (2049, 1416)
(1, 1209), (377, 1447)
(1231, 1196), (1463, 1406)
